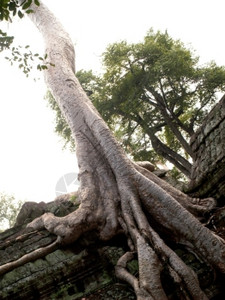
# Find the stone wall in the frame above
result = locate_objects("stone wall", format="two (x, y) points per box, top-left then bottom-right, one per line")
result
(189, 94), (225, 201)
(1, 209), (224, 300)
(0, 200), (136, 300)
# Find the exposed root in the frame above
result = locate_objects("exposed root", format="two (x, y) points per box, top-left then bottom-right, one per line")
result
(134, 161), (155, 172)
(18, 161), (222, 299)
(137, 235), (167, 299)
(134, 163), (217, 217)
(0, 239), (58, 276)
(136, 171), (225, 271)
(26, 207), (99, 245)
(115, 252), (154, 300)
(0, 171), (222, 299)
(116, 178), (210, 300)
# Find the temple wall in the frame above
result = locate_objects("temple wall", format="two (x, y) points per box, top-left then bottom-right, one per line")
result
(189, 94), (225, 201)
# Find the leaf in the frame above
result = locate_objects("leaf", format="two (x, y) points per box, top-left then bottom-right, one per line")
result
(8, 2), (16, 11)
(26, 9), (34, 14)
(34, 0), (40, 6)
(22, 0), (32, 10)
(18, 10), (24, 18)
(0, 30), (7, 37)
(41, 65), (48, 70)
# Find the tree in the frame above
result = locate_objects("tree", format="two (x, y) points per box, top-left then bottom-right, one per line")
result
(47, 32), (225, 178)
(0, 192), (24, 231)
(94, 32), (225, 178)
(0, 1), (225, 299)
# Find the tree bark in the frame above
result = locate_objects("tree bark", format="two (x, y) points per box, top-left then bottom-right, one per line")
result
(148, 131), (192, 178)
(1, 202), (224, 299)
(118, 110), (192, 178)
(145, 87), (194, 158)
(1, 1), (225, 299)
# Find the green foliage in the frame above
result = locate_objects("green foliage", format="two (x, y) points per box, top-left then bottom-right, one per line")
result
(70, 194), (77, 202)
(0, 29), (13, 50)
(0, 0), (39, 22)
(76, 69), (100, 96)
(0, 192), (25, 231)
(4, 45), (49, 76)
(0, 0), (47, 76)
(93, 29), (225, 170)
(127, 259), (138, 275)
(0, 0), (35, 52)
(46, 29), (225, 175)
(0, 0), (16, 21)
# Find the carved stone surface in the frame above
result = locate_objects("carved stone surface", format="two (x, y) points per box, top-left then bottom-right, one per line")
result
(1, 199), (225, 299)
(0, 199), (135, 300)
(0, 228), (135, 299)
(189, 94), (225, 203)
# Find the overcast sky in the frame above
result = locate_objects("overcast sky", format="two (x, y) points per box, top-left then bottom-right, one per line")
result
(0, 0), (224, 203)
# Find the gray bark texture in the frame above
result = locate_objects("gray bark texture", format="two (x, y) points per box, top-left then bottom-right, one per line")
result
(0, 197), (225, 299)
(1, 1), (225, 299)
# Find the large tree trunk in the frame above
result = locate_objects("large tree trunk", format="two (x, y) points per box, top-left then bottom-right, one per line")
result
(1, 1), (225, 299)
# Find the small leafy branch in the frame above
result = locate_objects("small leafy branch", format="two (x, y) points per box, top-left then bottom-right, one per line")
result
(37, 53), (55, 72)
(0, 0), (40, 21)
(0, 29), (13, 50)
(0, 1), (48, 76)
(5, 46), (55, 76)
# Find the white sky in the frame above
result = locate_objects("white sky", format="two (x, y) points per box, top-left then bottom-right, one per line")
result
(0, 0), (225, 203)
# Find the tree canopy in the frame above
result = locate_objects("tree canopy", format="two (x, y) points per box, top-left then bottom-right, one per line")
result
(47, 30), (225, 178)
(95, 30), (225, 177)
(0, 192), (24, 231)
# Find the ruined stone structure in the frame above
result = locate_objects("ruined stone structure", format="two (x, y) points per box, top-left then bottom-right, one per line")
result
(2, 96), (225, 299)
(0, 200), (136, 300)
(1, 199), (224, 300)
(189, 94), (225, 203)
